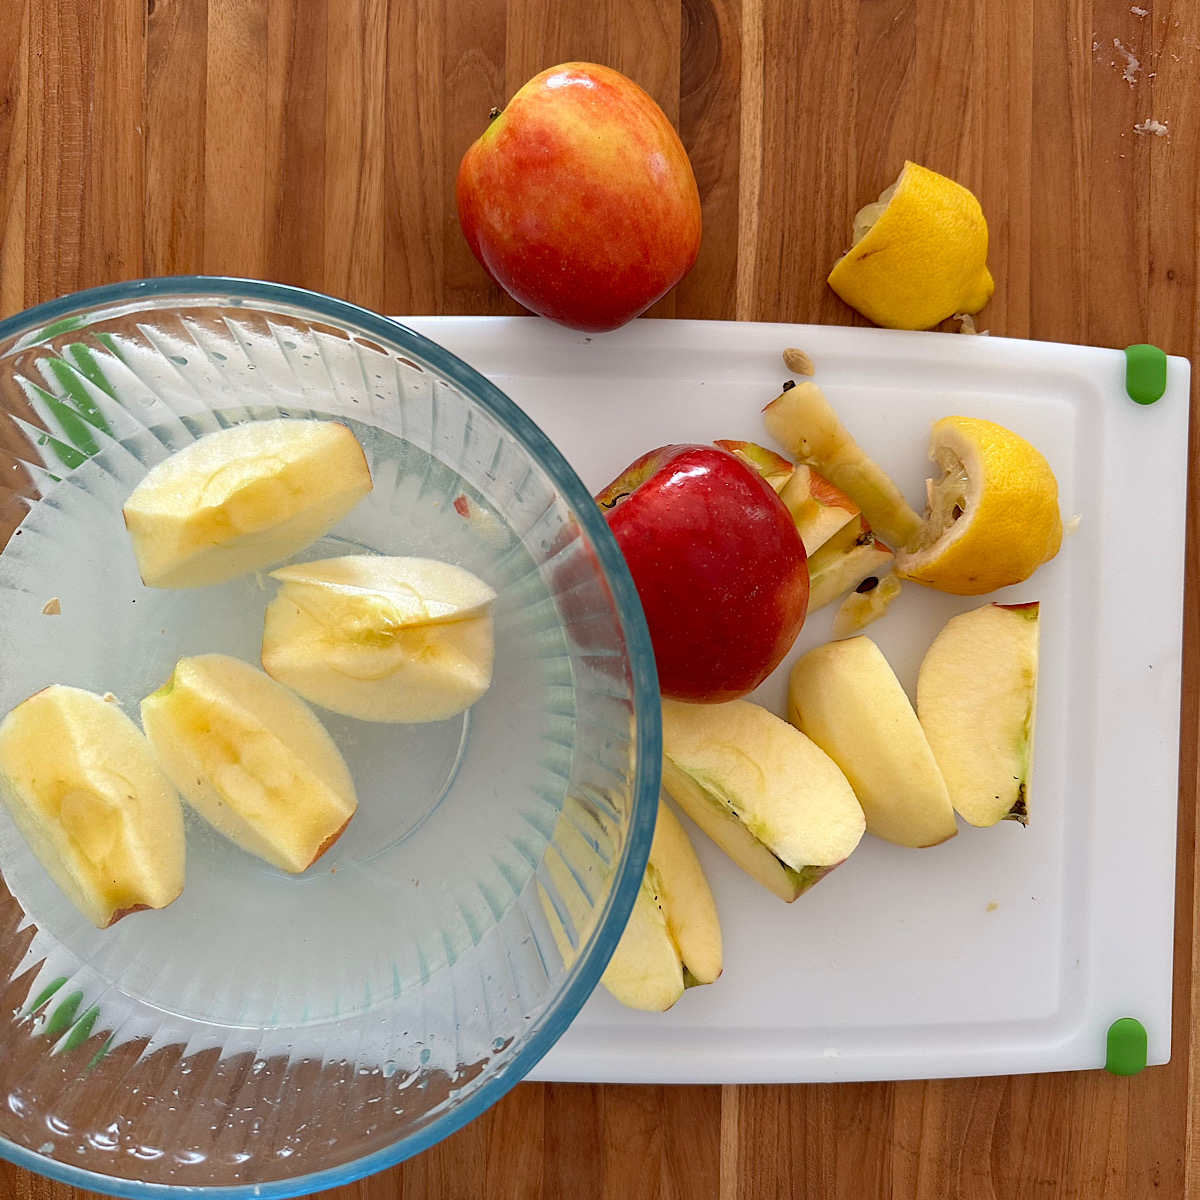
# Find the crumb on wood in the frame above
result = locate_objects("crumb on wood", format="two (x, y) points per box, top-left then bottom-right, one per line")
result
(1134, 118), (1168, 136)
(782, 347), (815, 376)
(1113, 37), (1141, 83)
(41, 597), (61, 615)
(954, 313), (988, 336)
(1131, 4), (1148, 14)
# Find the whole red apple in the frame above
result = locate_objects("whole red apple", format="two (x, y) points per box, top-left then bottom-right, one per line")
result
(456, 62), (702, 333)
(598, 445), (810, 703)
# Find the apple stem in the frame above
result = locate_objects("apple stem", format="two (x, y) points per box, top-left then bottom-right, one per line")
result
(488, 106), (502, 122)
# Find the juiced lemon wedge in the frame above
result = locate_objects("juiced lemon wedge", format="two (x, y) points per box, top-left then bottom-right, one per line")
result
(896, 417), (1062, 595)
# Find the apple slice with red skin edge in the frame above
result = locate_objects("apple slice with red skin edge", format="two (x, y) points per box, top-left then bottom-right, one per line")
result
(660, 698), (865, 902)
(779, 464), (861, 555)
(713, 440), (795, 493)
(717, 441), (860, 555)
(789, 637), (957, 848)
(917, 601), (1040, 827)
(598, 444), (809, 703)
(762, 381), (922, 551)
(0, 685), (185, 928)
(806, 517), (895, 613)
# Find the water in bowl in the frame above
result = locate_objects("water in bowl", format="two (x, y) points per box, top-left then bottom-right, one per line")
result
(0, 411), (576, 1030)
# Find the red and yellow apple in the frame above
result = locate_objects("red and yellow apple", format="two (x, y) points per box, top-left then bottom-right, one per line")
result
(597, 444), (809, 703)
(456, 62), (701, 333)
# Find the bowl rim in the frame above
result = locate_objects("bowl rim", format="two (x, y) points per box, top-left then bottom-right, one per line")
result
(0, 276), (662, 1198)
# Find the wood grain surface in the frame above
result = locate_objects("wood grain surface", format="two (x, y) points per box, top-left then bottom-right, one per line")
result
(1, 0), (1197, 1197)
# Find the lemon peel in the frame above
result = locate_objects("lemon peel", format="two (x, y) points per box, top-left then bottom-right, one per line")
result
(895, 417), (1062, 595)
(828, 162), (994, 331)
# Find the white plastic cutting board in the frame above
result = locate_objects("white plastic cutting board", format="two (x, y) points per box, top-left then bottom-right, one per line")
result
(402, 316), (1189, 1084)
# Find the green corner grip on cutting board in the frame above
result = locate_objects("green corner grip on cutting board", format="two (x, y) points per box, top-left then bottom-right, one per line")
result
(1124, 344), (1168, 405)
(1105, 1017), (1148, 1075)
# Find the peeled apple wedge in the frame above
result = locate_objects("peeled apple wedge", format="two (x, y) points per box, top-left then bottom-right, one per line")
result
(123, 419), (372, 588)
(261, 556), (496, 723)
(763, 382), (922, 552)
(917, 601), (1040, 826)
(788, 638), (957, 848)
(601, 799), (723, 1011)
(0, 686), (185, 928)
(141, 654), (357, 873)
(660, 698), (865, 902)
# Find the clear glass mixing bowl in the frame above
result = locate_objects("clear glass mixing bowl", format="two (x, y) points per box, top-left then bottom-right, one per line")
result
(0, 278), (660, 1196)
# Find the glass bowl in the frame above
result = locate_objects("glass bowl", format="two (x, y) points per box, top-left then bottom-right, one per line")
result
(0, 279), (660, 1196)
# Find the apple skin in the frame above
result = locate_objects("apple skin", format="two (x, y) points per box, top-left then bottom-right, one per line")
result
(456, 62), (701, 333)
(598, 444), (809, 703)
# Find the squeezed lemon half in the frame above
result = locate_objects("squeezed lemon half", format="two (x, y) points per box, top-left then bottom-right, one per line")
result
(828, 162), (994, 330)
(895, 416), (1062, 595)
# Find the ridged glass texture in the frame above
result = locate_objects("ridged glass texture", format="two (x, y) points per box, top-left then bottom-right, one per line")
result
(0, 279), (659, 1197)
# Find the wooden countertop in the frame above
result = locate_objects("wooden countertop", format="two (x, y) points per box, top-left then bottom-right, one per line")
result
(2, 1), (1197, 1197)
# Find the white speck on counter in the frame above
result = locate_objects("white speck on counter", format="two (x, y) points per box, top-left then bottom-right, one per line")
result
(1114, 38), (1141, 83)
(1134, 118), (1169, 136)
(1132, 5), (1148, 15)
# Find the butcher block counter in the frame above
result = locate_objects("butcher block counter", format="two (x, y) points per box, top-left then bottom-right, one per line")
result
(0, 1), (1197, 1197)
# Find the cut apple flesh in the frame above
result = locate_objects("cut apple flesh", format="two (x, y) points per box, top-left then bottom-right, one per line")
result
(141, 654), (357, 873)
(789, 637), (957, 848)
(778, 464), (860, 555)
(602, 799), (722, 1011)
(832, 570), (903, 636)
(123, 419), (372, 588)
(917, 601), (1040, 826)
(262, 556), (496, 723)
(762, 382), (922, 551)
(0, 686), (185, 927)
(712, 440), (795, 493)
(660, 699), (865, 902)
(806, 518), (895, 613)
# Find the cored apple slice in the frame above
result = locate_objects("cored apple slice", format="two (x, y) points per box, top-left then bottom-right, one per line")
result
(806, 516), (895, 613)
(261, 556), (496, 723)
(788, 637), (957, 848)
(141, 654), (357, 873)
(123, 419), (372, 588)
(0, 686), (185, 928)
(917, 601), (1040, 826)
(763, 382), (922, 551)
(660, 698), (865, 902)
(601, 799), (723, 1011)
